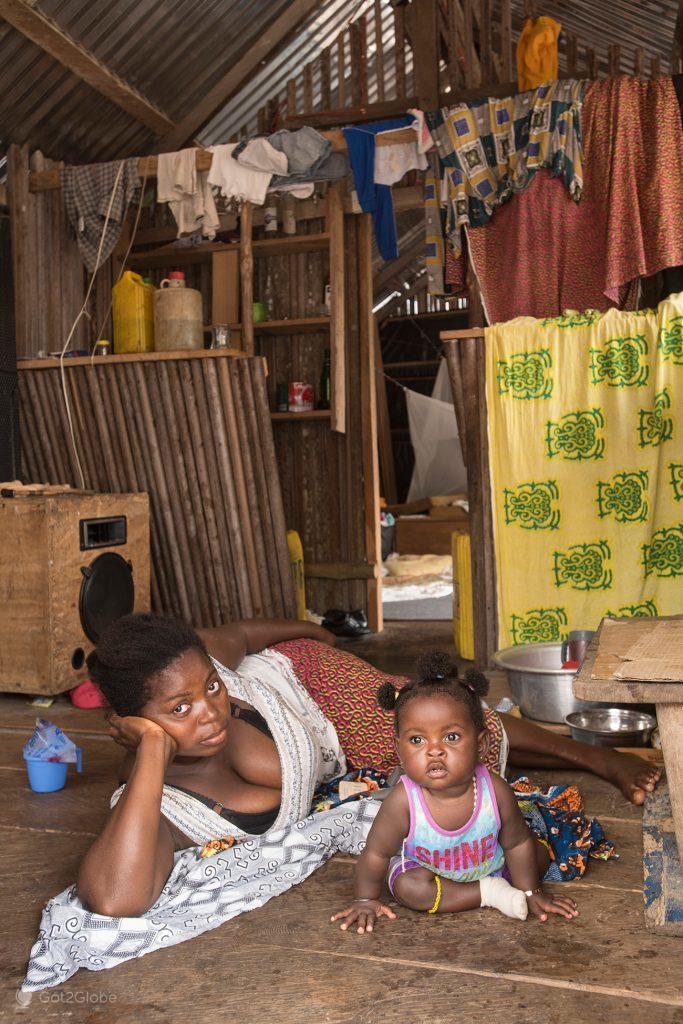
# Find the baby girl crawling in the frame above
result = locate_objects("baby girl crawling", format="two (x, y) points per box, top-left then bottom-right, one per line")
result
(332, 651), (579, 932)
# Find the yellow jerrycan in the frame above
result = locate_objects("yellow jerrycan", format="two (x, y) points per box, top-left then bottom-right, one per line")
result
(112, 271), (155, 353)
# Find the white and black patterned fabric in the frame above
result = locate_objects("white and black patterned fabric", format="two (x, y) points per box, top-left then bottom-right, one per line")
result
(22, 801), (379, 992)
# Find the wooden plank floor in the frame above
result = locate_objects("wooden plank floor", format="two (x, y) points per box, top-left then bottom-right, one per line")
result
(1, 622), (681, 1022)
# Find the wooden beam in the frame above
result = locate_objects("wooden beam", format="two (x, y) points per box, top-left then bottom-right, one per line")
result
(157, 0), (321, 152)
(374, 318), (398, 505)
(239, 202), (254, 355)
(0, 0), (174, 135)
(327, 184), (346, 434)
(406, 0), (440, 108)
(358, 214), (383, 631)
(673, 0), (683, 70)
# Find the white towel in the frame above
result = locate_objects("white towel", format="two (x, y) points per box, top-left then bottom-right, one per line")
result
(157, 148), (219, 239)
(208, 143), (273, 205)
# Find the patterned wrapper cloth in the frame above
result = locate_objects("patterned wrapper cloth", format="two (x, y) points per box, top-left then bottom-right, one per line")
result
(426, 79), (586, 262)
(485, 294), (683, 648)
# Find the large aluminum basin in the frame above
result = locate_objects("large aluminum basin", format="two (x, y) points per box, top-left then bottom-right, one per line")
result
(493, 642), (593, 724)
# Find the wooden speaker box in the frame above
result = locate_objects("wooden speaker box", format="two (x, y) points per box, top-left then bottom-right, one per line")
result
(0, 488), (150, 695)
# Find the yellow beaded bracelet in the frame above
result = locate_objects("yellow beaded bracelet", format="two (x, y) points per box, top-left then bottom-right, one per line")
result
(428, 875), (442, 914)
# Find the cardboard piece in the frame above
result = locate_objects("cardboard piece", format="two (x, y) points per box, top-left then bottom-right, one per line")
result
(612, 620), (683, 682)
(591, 616), (683, 684)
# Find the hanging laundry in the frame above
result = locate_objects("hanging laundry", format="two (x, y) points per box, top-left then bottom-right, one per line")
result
(343, 115), (413, 261)
(424, 154), (447, 294)
(374, 141), (428, 186)
(468, 76), (683, 322)
(268, 127), (349, 191)
(516, 16), (562, 91)
(485, 293), (683, 649)
(268, 126), (330, 175)
(157, 148), (219, 239)
(408, 108), (434, 154)
(61, 158), (139, 272)
(207, 144), (273, 205)
(427, 79), (586, 259)
(234, 137), (288, 175)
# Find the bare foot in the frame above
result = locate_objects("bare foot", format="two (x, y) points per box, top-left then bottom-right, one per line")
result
(601, 750), (662, 805)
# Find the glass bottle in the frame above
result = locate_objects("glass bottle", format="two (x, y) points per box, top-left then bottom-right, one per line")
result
(318, 348), (331, 409)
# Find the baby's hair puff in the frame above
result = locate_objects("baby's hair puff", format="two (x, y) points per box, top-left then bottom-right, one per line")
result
(377, 649), (489, 734)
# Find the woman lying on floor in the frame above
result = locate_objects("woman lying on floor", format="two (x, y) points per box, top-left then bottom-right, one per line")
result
(78, 613), (660, 917)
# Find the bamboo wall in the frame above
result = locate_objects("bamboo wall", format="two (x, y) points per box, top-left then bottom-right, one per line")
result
(17, 352), (298, 628)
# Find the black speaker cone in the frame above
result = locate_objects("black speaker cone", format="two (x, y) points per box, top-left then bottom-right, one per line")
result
(79, 552), (134, 643)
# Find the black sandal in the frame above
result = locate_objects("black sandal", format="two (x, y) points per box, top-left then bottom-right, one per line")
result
(322, 608), (371, 638)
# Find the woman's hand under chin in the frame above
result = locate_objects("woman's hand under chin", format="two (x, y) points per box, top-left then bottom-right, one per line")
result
(107, 713), (177, 764)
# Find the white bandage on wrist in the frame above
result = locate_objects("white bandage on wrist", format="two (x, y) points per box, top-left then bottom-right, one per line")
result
(479, 876), (529, 920)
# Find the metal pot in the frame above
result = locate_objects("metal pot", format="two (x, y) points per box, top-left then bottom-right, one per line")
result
(565, 708), (657, 747)
(493, 642), (593, 723)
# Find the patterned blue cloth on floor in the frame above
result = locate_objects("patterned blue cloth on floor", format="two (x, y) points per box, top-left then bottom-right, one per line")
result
(511, 775), (617, 882)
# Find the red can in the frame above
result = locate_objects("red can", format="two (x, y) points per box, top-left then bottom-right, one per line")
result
(288, 382), (314, 411)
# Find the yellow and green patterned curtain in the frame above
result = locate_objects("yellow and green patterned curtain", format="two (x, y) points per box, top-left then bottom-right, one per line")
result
(485, 295), (683, 649)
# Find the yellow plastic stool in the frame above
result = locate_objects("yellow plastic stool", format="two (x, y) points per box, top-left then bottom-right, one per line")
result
(287, 530), (306, 621)
(452, 531), (474, 661)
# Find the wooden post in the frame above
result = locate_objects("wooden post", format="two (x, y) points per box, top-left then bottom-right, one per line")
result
(374, 318), (397, 505)
(240, 202), (254, 355)
(320, 46), (332, 108)
(634, 47), (644, 76)
(286, 78), (297, 119)
(394, 5), (406, 99)
(480, 0), (493, 84)
(374, 0), (385, 102)
(608, 43), (621, 75)
(211, 250), (241, 346)
(337, 30), (347, 106)
(463, 0), (476, 88)
(358, 215), (382, 633)
(565, 33), (577, 76)
(500, 0), (512, 82)
(586, 47), (597, 78)
(7, 145), (32, 359)
(327, 184), (346, 434)
(350, 16), (368, 109)
(651, 54), (661, 78)
(442, 333), (497, 666)
(407, 0), (440, 108)
(303, 62), (314, 112)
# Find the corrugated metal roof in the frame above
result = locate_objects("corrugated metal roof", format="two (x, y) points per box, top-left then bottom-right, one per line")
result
(0, 0), (680, 168)
(511, 0), (678, 75)
(199, 0), (411, 144)
(36, 0), (294, 121)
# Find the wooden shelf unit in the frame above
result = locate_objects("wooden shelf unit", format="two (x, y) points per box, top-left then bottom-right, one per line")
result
(254, 317), (331, 336)
(270, 410), (332, 422)
(124, 187), (346, 434)
(243, 185), (346, 433)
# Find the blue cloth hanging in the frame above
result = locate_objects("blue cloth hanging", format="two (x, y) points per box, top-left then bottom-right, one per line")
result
(343, 116), (412, 261)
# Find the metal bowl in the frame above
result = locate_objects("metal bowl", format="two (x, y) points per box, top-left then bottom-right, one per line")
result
(565, 708), (657, 747)
(493, 642), (594, 723)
